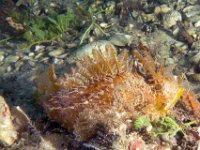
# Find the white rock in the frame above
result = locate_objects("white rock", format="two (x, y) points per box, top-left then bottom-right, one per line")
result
(0, 96), (18, 145)
(0, 55), (4, 62)
(163, 11), (182, 28)
(100, 22), (108, 28)
(154, 4), (171, 14)
(34, 45), (45, 52)
(195, 20), (200, 27)
(72, 40), (113, 59)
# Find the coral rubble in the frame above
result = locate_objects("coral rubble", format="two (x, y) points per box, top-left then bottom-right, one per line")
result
(36, 44), (200, 143)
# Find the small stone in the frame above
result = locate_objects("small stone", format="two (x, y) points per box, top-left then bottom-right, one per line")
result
(5, 56), (19, 63)
(15, 61), (24, 71)
(146, 125), (153, 132)
(100, 22), (108, 28)
(129, 23), (134, 28)
(58, 53), (68, 59)
(40, 57), (49, 62)
(131, 10), (139, 18)
(142, 13), (156, 22)
(34, 53), (43, 59)
(154, 4), (171, 14)
(27, 61), (35, 67)
(0, 55), (4, 62)
(48, 49), (64, 57)
(6, 66), (12, 72)
(65, 43), (78, 48)
(89, 36), (94, 42)
(163, 11), (182, 28)
(194, 20), (200, 27)
(28, 52), (35, 57)
(22, 56), (31, 60)
(34, 45), (45, 52)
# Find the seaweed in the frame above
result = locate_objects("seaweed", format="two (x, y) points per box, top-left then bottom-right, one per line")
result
(22, 8), (77, 48)
(151, 117), (183, 137)
(134, 115), (151, 130)
(80, 7), (107, 45)
(0, 3), (78, 48)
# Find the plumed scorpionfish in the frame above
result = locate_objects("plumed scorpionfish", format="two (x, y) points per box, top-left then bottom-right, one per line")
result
(36, 45), (200, 140)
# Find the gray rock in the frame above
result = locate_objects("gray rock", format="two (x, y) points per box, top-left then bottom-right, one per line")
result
(109, 33), (133, 46)
(48, 49), (64, 57)
(34, 53), (44, 59)
(72, 40), (113, 59)
(162, 11), (182, 28)
(5, 56), (19, 63)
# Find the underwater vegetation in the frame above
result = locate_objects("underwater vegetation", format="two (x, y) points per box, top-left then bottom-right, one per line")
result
(36, 44), (200, 142)
(0, 1), (113, 47)
(9, 8), (77, 48)
(0, 0), (78, 46)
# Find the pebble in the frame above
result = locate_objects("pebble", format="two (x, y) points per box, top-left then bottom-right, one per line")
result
(34, 53), (43, 59)
(39, 57), (49, 62)
(28, 52), (35, 57)
(100, 22), (109, 28)
(58, 53), (68, 59)
(72, 40), (112, 58)
(162, 10), (182, 28)
(142, 13), (156, 22)
(22, 56), (32, 60)
(160, 134), (176, 145)
(6, 66), (12, 72)
(34, 45), (45, 52)
(154, 4), (171, 14)
(65, 43), (78, 48)
(194, 20), (200, 27)
(5, 56), (19, 63)
(15, 61), (24, 71)
(48, 49), (64, 57)
(0, 55), (4, 62)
